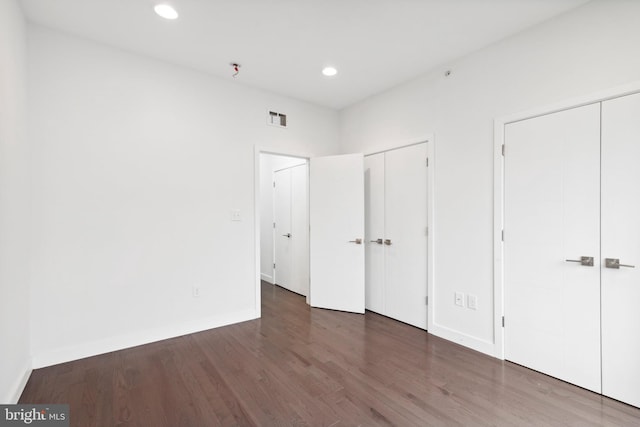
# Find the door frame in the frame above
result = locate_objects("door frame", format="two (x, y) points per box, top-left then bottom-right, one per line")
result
(493, 81), (640, 359)
(254, 147), (311, 317)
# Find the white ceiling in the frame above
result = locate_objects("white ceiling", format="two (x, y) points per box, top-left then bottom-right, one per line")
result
(20, 0), (590, 110)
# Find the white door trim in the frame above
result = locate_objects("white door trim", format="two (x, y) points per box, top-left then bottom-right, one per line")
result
(493, 80), (640, 359)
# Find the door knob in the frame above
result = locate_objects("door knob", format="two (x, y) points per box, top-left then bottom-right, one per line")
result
(282, 233), (291, 238)
(370, 238), (383, 244)
(384, 239), (392, 246)
(565, 256), (594, 267)
(605, 258), (635, 269)
(348, 238), (363, 244)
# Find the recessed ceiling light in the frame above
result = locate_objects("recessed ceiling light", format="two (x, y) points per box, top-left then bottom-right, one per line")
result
(154, 4), (178, 20)
(322, 67), (338, 77)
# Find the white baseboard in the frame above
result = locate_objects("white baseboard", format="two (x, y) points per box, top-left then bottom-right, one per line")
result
(3, 360), (32, 404)
(429, 323), (496, 357)
(32, 308), (258, 369)
(260, 273), (273, 283)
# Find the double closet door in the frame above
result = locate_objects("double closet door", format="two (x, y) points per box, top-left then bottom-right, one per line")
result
(504, 92), (640, 408)
(365, 143), (428, 329)
(274, 163), (309, 296)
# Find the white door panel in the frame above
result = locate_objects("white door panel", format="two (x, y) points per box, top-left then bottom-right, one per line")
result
(364, 153), (385, 313)
(504, 104), (601, 393)
(274, 169), (292, 290)
(290, 164), (309, 297)
(384, 144), (428, 329)
(601, 92), (640, 407)
(310, 154), (365, 313)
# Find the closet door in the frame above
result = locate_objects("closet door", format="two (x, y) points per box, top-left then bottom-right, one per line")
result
(601, 93), (640, 407)
(384, 143), (428, 329)
(504, 104), (601, 393)
(365, 153), (385, 313)
(274, 168), (292, 290)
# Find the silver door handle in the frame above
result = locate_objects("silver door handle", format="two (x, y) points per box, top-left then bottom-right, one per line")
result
(384, 239), (392, 246)
(282, 233), (291, 238)
(605, 258), (635, 269)
(370, 238), (383, 244)
(565, 256), (594, 267)
(348, 238), (362, 244)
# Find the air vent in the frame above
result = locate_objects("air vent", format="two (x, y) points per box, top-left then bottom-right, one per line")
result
(268, 110), (287, 128)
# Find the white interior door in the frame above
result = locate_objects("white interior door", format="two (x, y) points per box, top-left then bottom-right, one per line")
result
(290, 163), (309, 297)
(310, 153), (365, 313)
(384, 144), (428, 329)
(504, 104), (601, 393)
(601, 92), (640, 407)
(364, 153), (385, 313)
(274, 168), (292, 290)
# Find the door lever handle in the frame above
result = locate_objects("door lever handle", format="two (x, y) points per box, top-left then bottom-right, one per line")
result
(605, 258), (635, 269)
(348, 238), (362, 244)
(565, 256), (594, 267)
(370, 238), (383, 244)
(282, 233), (291, 238)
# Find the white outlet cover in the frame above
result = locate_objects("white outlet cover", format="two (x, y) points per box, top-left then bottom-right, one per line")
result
(230, 209), (241, 221)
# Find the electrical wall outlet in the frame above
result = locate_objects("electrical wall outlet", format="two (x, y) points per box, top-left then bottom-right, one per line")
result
(454, 292), (464, 307)
(467, 294), (477, 310)
(192, 286), (200, 297)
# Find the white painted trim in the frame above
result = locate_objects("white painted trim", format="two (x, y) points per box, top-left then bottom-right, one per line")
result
(429, 323), (496, 356)
(493, 120), (505, 359)
(425, 136), (436, 334)
(32, 309), (257, 369)
(361, 136), (436, 156)
(261, 273), (274, 283)
(3, 361), (32, 403)
(493, 80), (640, 360)
(364, 139), (430, 157)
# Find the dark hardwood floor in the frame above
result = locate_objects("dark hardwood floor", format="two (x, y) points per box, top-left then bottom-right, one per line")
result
(20, 282), (640, 426)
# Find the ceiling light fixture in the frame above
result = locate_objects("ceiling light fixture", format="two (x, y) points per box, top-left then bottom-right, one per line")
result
(154, 4), (178, 20)
(322, 66), (338, 77)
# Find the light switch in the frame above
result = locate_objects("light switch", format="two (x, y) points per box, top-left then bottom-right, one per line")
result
(455, 292), (464, 307)
(467, 294), (477, 310)
(230, 209), (241, 221)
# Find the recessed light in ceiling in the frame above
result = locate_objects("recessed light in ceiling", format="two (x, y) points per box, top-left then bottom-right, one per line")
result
(322, 67), (338, 77)
(154, 4), (179, 20)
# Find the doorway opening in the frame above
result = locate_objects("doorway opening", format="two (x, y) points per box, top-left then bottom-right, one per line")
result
(255, 149), (310, 316)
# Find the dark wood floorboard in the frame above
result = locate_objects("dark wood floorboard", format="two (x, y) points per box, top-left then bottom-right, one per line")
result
(20, 281), (640, 426)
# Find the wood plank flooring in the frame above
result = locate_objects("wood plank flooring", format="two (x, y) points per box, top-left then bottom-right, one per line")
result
(20, 282), (640, 426)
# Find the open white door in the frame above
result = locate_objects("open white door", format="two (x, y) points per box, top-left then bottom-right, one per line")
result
(310, 153), (365, 313)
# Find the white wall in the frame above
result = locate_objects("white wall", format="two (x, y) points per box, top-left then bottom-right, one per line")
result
(28, 26), (339, 367)
(0, 0), (31, 403)
(259, 154), (306, 283)
(339, 0), (640, 355)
